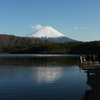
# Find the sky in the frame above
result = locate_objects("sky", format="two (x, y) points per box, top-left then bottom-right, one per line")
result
(0, 0), (100, 41)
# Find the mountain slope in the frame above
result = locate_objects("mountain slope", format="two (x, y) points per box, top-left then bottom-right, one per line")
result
(27, 26), (78, 42)
(0, 34), (51, 47)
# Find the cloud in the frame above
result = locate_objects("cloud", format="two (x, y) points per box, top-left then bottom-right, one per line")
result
(74, 27), (78, 30)
(81, 27), (86, 30)
(30, 24), (44, 30)
(68, 27), (89, 30)
(81, 27), (89, 30)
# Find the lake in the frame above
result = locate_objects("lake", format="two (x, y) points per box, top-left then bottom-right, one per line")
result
(0, 54), (91, 100)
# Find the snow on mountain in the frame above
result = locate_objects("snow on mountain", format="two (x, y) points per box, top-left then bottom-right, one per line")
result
(27, 26), (78, 42)
(27, 26), (66, 38)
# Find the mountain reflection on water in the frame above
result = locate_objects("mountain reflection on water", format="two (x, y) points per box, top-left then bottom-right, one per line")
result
(0, 55), (90, 100)
(34, 66), (63, 83)
(0, 56), (77, 84)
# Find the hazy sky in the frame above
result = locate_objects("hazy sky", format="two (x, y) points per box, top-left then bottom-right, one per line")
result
(0, 0), (100, 41)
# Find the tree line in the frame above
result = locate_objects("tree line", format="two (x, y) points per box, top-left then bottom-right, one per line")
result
(0, 41), (100, 54)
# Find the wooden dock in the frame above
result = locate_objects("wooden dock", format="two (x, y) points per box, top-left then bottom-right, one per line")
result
(78, 61), (100, 70)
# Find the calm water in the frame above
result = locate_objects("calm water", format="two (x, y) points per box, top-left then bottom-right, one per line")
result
(0, 54), (90, 100)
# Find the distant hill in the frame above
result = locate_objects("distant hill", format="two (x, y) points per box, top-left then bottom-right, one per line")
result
(0, 34), (51, 47)
(27, 26), (78, 42)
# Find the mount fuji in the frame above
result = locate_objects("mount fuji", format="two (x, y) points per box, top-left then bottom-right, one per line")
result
(27, 26), (78, 42)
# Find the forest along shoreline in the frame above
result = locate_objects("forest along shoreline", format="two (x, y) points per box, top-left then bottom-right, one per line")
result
(0, 41), (100, 54)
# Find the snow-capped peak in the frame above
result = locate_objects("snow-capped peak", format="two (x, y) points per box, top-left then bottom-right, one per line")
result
(27, 26), (66, 38)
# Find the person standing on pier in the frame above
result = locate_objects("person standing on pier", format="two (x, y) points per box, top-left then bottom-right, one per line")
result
(79, 55), (83, 63)
(98, 54), (100, 63)
(87, 54), (90, 61)
(91, 54), (95, 64)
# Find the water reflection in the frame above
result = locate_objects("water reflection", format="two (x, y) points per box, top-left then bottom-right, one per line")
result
(34, 66), (64, 83)
(0, 56), (77, 84)
(0, 56), (78, 66)
(0, 55), (89, 100)
(79, 65), (100, 100)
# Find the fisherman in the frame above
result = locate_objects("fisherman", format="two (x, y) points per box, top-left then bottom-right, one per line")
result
(82, 56), (86, 62)
(87, 54), (91, 61)
(79, 55), (83, 63)
(91, 54), (95, 64)
(86, 54), (91, 64)
(98, 54), (100, 64)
